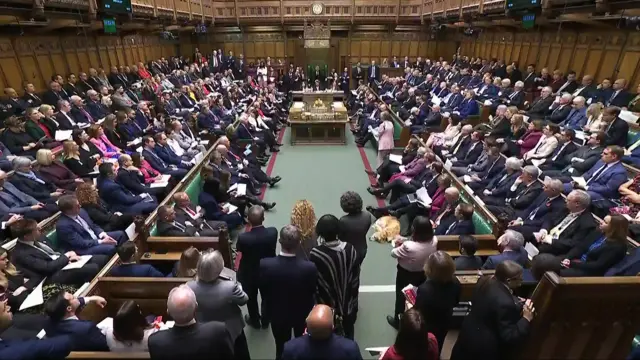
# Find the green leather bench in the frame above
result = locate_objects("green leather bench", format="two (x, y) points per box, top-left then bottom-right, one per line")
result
(459, 193), (494, 235)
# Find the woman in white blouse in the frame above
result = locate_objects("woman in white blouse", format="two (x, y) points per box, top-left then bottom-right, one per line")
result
(104, 300), (159, 352)
(523, 123), (560, 162)
(426, 113), (462, 149)
(584, 103), (605, 133)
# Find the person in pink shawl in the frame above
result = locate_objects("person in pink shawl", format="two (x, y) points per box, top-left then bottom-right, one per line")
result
(87, 124), (123, 158)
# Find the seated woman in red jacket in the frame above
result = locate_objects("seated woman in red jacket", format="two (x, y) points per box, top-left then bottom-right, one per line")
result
(35, 149), (84, 191)
(380, 308), (439, 360)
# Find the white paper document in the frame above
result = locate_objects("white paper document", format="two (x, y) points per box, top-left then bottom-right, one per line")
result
(415, 187), (432, 207)
(620, 110), (639, 123)
(571, 176), (587, 187)
(531, 159), (545, 168)
(525, 242), (540, 260)
(199, 140), (210, 145)
(463, 175), (473, 183)
(431, 95), (441, 106)
(399, 165), (406, 173)
(62, 255), (92, 270)
(130, 137), (142, 146)
(389, 154), (403, 164)
(194, 152), (204, 163)
(19, 279), (46, 311)
(55, 130), (73, 141)
(236, 183), (247, 196)
(222, 203), (238, 213)
(136, 147), (142, 153)
(444, 159), (453, 170)
(125, 222), (137, 241)
(228, 183), (238, 192)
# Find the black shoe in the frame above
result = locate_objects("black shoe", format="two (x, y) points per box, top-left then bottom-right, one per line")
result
(388, 210), (399, 218)
(261, 320), (270, 329)
(245, 314), (261, 329)
(268, 177), (281, 187)
(270, 147), (280, 153)
(386, 315), (400, 330)
(262, 202), (276, 211)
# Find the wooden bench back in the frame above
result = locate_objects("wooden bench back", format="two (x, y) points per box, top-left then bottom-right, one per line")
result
(143, 235), (232, 267)
(520, 273), (640, 359)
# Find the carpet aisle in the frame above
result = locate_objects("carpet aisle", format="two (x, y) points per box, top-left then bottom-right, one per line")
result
(242, 127), (401, 359)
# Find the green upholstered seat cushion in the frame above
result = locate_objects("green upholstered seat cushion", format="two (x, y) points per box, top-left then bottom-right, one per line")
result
(627, 131), (640, 147)
(149, 224), (157, 237)
(184, 173), (202, 204)
(460, 193), (493, 235)
(46, 230), (58, 249)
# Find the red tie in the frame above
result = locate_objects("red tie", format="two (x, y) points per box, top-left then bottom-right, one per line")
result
(186, 207), (196, 216)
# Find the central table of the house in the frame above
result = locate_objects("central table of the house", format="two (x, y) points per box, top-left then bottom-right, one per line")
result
(288, 90), (349, 145)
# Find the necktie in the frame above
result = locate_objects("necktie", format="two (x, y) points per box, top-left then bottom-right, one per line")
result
(75, 216), (97, 240)
(445, 221), (457, 235)
(587, 164), (607, 184)
(81, 108), (93, 122)
(509, 91), (517, 100)
(528, 197), (547, 220)
(552, 143), (567, 161)
(609, 91), (618, 103)
(174, 221), (187, 231)
(550, 213), (577, 238)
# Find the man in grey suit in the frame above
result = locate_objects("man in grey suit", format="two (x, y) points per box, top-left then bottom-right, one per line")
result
(0, 170), (58, 222)
(148, 284), (234, 360)
(187, 250), (250, 360)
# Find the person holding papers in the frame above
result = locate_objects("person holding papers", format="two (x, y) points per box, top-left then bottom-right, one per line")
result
(0, 247), (40, 310)
(535, 190), (598, 257)
(198, 181), (244, 229)
(56, 194), (128, 256)
(156, 205), (212, 237)
(0, 300), (73, 360)
(11, 218), (107, 288)
(116, 154), (165, 199)
(0, 116), (44, 158)
(35, 149), (83, 191)
(43, 290), (109, 351)
(563, 146), (627, 208)
(97, 163), (158, 216)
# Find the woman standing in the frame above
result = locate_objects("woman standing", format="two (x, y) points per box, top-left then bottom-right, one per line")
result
(338, 191), (372, 265)
(451, 260), (535, 360)
(187, 250), (250, 360)
(380, 308), (439, 360)
(387, 216), (438, 329)
(290, 200), (318, 259)
(373, 112), (395, 167)
(309, 214), (361, 340)
(415, 251), (461, 355)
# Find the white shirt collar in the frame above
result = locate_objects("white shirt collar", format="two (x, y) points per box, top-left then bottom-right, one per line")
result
(279, 252), (296, 257)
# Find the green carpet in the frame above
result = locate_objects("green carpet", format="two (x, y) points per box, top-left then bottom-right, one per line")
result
(242, 127), (400, 358)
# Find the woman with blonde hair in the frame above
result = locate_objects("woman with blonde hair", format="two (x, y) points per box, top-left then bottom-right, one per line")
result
(584, 103), (605, 133)
(0, 247), (37, 310)
(62, 140), (96, 177)
(35, 148), (83, 191)
(290, 200), (318, 259)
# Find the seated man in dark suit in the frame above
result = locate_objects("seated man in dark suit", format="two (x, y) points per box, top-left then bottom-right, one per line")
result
(142, 136), (189, 180)
(523, 86), (554, 119)
(10, 156), (65, 203)
(237, 205), (278, 329)
(453, 235), (483, 270)
(435, 203), (475, 236)
(109, 241), (164, 277)
(116, 154), (163, 198)
(97, 162), (158, 215)
(154, 132), (193, 169)
(0, 300), (73, 360)
(56, 194), (128, 256)
(542, 132), (605, 180)
(545, 93), (573, 124)
(43, 291), (109, 351)
(482, 230), (528, 269)
(534, 190), (598, 258)
(260, 225), (318, 360)
(601, 106), (629, 148)
(484, 166), (542, 219)
(536, 129), (579, 171)
(0, 170), (58, 222)
(11, 218), (108, 287)
(198, 183), (244, 230)
(281, 304), (361, 360)
(85, 90), (109, 120)
(156, 205), (218, 237)
(508, 178), (565, 243)
(450, 130), (484, 168)
(173, 192), (226, 236)
(148, 284), (234, 360)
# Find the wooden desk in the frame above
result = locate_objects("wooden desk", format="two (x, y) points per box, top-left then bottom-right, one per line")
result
(289, 101), (349, 145)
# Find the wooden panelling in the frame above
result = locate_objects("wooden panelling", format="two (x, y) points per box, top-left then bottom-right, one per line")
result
(461, 30), (640, 89)
(0, 35), (166, 93)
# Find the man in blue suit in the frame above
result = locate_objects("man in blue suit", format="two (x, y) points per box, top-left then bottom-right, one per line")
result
(237, 205), (278, 329)
(454, 90), (480, 119)
(440, 85), (463, 113)
(260, 225), (318, 360)
(475, 77), (498, 102)
(96, 163), (158, 216)
(56, 194), (127, 256)
(153, 132), (193, 169)
(142, 136), (188, 180)
(564, 146), (627, 203)
(482, 229), (528, 269)
(109, 241), (164, 277)
(0, 300), (73, 360)
(605, 79), (631, 107)
(43, 290), (109, 351)
(558, 96), (588, 130)
(281, 304), (362, 360)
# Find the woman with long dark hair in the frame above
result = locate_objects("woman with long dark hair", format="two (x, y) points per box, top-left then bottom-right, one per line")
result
(380, 308), (439, 360)
(105, 300), (158, 351)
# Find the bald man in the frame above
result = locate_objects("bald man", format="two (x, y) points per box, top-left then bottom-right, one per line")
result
(281, 305), (362, 360)
(172, 191), (226, 236)
(2, 88), (28, 117)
